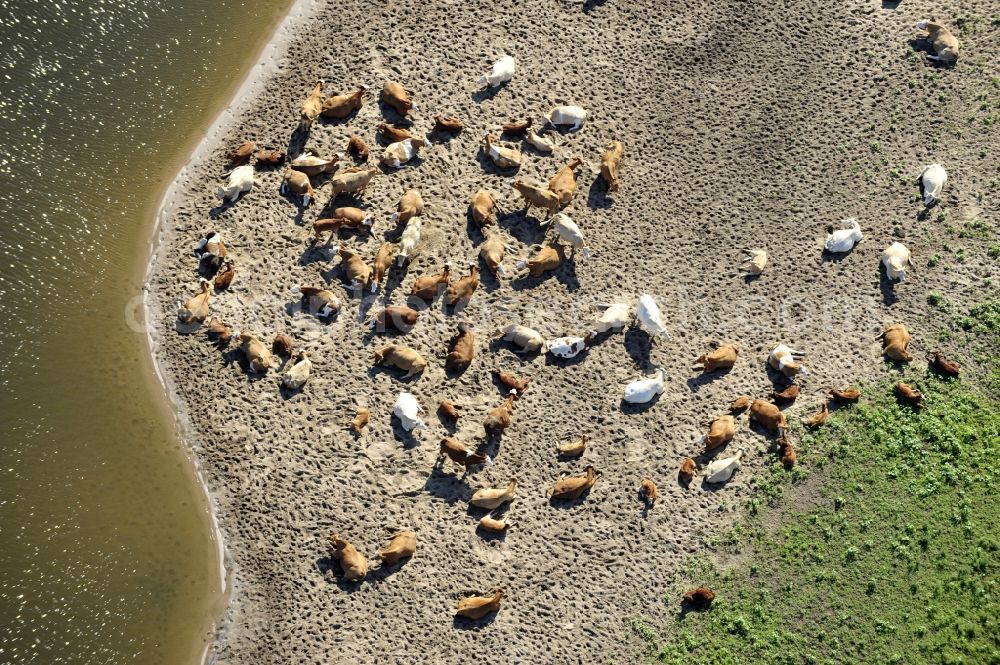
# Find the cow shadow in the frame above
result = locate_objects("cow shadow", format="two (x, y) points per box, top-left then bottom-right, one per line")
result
(376, 99), (414, 126)
(314, 556), (367, 592)
(510, 259), (579, 292)
(452, 612), (499, 630)
(423, 469), (469, 503)
(623, 328), (654, 367)
(287, 125), (310, 157)
(427, 125), (462, 144)
(317, 109), (360, 127)
(620, 392), (662, 414)
(471, 84), (505, 104)
(208, 197), (240, 220)
(587, 177), (614, 210)
(878, 267), (900, 306)
(498, 210), (547, 246)
(548, 488), (594, 508)
(821, 247), (857, 263)
(489, 337), (542, 361)
(299, 242), (334, 266)
(542, 348), (589, 368)
(279, 381), (304, 401)
(685, 369), (729, 393)
(173, 318), (205, 335)
(389, 413), (424, 448)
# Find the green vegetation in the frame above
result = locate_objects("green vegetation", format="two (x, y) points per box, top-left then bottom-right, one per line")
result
(953, 15), (984, 35)
(952, 301), (1000, 390)
(957, 220), (991, 240)
(632, 305), (1000, 664)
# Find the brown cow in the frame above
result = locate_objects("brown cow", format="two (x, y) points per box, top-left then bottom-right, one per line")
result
(879, 323), (913, 362)
(445, 322), (475, 373)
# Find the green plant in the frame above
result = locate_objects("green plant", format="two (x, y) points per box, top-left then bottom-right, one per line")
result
(641, 376), (1000, 664)
(958, 220), (990, 240)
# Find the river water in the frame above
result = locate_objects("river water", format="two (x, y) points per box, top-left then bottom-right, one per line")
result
(0, 1), (290, 663)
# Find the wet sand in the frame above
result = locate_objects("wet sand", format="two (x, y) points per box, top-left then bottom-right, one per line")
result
(146, 0), (999, 661)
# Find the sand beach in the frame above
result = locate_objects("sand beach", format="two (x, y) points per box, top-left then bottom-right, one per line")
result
(145, 0), (999, 661)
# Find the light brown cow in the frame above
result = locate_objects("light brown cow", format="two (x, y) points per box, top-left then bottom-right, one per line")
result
(177, 279), (211, 323)
(373, 344), (426, 379)
(750, 399), (787, 435)
(445, 322), (475, 373)
(280, 168), (315, 206)
(455, 590), (504, 620)
(479, 233), (506, 276)
(446, 265), (480, 307)
(879, 323), (913, 362)
(366, 305), (419, 333)
(600, 140), (623, 192)
(409, 264), (450, 301)
(299, 81), (324, 129)
(321, 86), (366, 119)
(390, 188), (424, 225)
(700, 414), (736, 451)
(328, 167), (378, 197)
(433, 115), (463, 133)
(379, 530), (415, 565)
(335, 245), (372, 290)
(381, 81), (414, 116)
(694, 343), (739, 372)
(327, 533), (367, 582)
(915, 20), (960, 64)
(550, 466), (600, 500)
(548, 157), (584, 206)
(511, 179), (560, 216)
(470, 189), (497, 228)
(484, 390), (516, 435)
(371, 242), (397, 291)
(346, 136), (369, 162)
(517, 243), (566, 277)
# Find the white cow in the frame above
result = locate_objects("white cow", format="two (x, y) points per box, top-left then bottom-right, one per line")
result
(215, 164), (254, 203)
(882, 242), (913, 281)
(623, 368), (666, 404)
(393, 392), (427, 432)
(397, 218), (423, 265)
(825, 218), (863, 253)
(544, 105), (587, 132)
(920, 164), (947, 206)
(636, 294), (668, 337)
(476, 55), (515, 88)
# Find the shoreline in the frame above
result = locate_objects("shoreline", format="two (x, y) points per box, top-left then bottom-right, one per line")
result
(139, 0), (997, 661)
(140, 0), (319, 660)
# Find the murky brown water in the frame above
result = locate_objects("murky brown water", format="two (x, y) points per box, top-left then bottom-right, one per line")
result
(0, 1), (290, 662)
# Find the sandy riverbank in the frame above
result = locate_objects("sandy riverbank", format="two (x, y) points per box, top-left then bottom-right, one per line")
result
(146, 0), (999, 661)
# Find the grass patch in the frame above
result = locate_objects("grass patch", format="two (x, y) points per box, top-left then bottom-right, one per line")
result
(951, 300), (1000, 389)
(958, 219), (991, 240)
(636, 309), (1000, 664)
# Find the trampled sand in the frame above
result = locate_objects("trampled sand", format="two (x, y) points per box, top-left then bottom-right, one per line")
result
(145, 0), (999, 661)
